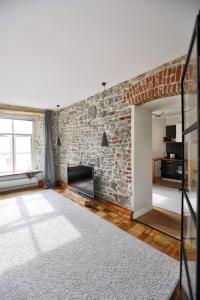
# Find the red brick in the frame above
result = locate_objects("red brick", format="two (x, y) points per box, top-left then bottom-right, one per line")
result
(112, 136), (119, 141)
(124, 171), (131, 175)
(176, 65), (182, 82)
(123, 56), (185, 105)
(119, 115), (131, 121)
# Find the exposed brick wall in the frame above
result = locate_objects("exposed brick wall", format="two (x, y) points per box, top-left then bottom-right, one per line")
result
(50, 54), (192, 211)
(123, 55), (187, 105)
(51, 82), (132, 209)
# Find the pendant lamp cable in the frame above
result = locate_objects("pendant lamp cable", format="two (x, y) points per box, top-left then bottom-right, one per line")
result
(102, 82), (107, 123)
(57, 104), (60, 136)
(101, 82), (109, 147)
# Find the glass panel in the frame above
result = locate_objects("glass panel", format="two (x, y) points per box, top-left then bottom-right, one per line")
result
(15, 154), (32, 172)
(184, 129), (197, 214)
(15, 136), (31, 153)
(15, 136), (32, 172)
(13, 120), (32, 134)
(183, 37), (197, 129)
(0, 135), (12, 173)
(181, 258), (191, 300)
(0, 119), (12, 134)
(183, 197), (196, 298)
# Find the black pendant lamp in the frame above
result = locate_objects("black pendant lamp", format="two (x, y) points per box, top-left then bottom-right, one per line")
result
(56, 104), (62, 147)
(101, 82), (109, 147)
(56, 135), (62, 147)
(101, 131), (109, 146)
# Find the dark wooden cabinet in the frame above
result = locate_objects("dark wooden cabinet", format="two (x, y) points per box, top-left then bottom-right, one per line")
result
(161, 160), (182, 180)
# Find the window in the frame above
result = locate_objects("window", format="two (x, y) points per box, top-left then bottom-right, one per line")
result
(0, 118), (33, 174)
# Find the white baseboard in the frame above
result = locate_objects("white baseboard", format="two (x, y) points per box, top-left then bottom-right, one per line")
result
(133, 205), (153, 219)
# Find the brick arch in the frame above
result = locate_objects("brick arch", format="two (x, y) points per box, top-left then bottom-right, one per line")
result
(123, 55), (187, 105)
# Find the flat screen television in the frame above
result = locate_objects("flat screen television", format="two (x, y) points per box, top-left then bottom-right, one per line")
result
(67, 165), (94, 198)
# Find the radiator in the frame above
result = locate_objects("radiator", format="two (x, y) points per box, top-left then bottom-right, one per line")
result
(0, 177), (38, 192)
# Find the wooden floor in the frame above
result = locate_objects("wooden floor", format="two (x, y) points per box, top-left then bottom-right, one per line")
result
(0, 187), (181, 299)
(137, 207), (181, 240)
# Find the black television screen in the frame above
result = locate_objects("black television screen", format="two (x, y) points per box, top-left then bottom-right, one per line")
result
(67, 165), (94, 198)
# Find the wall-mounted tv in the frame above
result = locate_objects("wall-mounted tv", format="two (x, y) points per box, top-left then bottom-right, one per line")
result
(67, 165), (94, 198)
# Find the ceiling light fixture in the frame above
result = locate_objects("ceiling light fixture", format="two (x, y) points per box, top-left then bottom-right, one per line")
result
(152, 111), (165, 119)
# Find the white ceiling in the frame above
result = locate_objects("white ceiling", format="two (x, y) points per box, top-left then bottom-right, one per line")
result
(0, 0), (199, 110)
(143, 96), (181, 117)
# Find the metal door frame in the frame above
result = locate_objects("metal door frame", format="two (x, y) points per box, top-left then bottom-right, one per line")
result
(180, 11), (200, 300)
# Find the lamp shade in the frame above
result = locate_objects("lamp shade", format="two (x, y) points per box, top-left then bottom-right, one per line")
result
(101, 131), (109, 146)
(56, 136), (62, 146)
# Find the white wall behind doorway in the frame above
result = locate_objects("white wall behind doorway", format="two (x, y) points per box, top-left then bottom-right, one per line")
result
(131, 105), (153, 218)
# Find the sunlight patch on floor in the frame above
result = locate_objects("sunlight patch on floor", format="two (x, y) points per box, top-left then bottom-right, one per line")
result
(0, 198), (21, 226)
(32, 216), (81, 252)
(24, 195), (55, 217)
(0, 192), (81, 273)
(0, 227), (37, 273)
(153, 193), (168, 202)
(152, 185), (181, 214)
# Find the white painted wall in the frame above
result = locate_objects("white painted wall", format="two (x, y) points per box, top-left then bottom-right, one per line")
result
(165, 115), (181, 126)
(152, 118), (166, 176)
(131, 105), (152, 218)
(0, 1), (198, 109)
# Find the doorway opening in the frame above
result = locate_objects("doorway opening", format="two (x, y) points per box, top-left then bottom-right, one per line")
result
(133, 96), (182, 239)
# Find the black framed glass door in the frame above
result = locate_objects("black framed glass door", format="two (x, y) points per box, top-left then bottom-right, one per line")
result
(180, 12), (200, 300)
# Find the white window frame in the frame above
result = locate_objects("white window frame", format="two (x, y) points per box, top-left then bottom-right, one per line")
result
(0, 118), (33, 174)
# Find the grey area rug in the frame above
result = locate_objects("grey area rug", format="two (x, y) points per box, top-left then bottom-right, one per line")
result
(0, 189), (179, 300)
